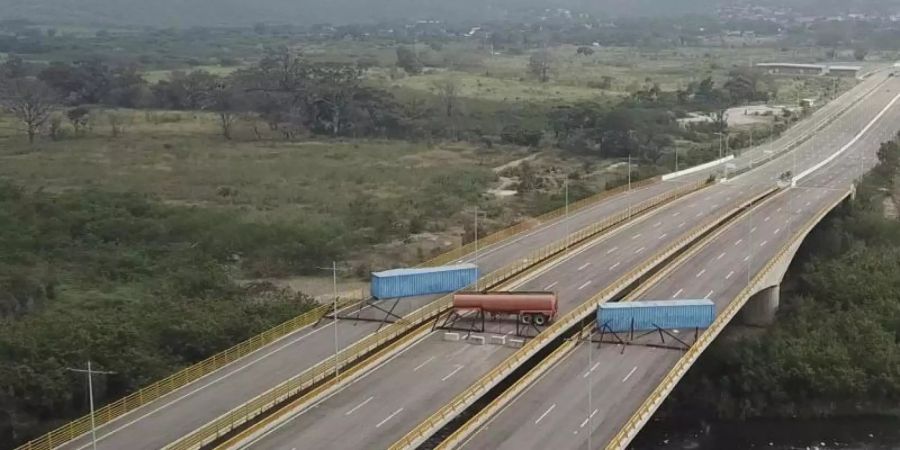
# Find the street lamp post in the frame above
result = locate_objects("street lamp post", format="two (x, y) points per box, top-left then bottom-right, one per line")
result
(470, 207), (487, 291)
(67, 361), (115, 450)
(564, 175), (570, 252)
(316, 262), (349, 378)
(331, 261), (338, 377)
(627, 153), (632, 191)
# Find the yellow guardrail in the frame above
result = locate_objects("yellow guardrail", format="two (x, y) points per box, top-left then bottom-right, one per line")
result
(388, 186), (778, 450)
(604, 188), (852, 450)
(164, 180), (709, 450)
(16, 289), (367, 450)
(434, 186), (782, 450)
(420, 177), (659, 268)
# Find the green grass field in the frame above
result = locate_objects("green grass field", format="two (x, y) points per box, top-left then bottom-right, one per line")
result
(0, 110), (527, 269)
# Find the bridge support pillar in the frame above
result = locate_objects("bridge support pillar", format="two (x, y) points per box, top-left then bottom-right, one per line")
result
(740, 285), (779, 326)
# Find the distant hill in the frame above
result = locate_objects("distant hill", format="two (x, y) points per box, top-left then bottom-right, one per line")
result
(0, 0), (897, 28)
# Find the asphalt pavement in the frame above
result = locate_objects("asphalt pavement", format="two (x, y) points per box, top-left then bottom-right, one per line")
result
(459, 79), (900, 450)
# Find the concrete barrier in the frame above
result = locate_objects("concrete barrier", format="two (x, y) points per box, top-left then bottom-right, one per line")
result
(662, 155), (735, 181)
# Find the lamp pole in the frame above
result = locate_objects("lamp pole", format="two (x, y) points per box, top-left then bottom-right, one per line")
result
(565, 175), (570, 252)
(67, 361), (115, 450)
(316, 263), (349, 378)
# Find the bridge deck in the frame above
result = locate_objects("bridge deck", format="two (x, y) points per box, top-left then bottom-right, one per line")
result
(458, 82), (900, 450)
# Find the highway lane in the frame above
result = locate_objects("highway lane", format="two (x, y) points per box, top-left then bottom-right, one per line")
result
(57, 178), (683, 450)
(55, 73), (890, 450)
(245, 182), (764, 450)
(459, 84), (900, 450)
(240, 76), (900, 450)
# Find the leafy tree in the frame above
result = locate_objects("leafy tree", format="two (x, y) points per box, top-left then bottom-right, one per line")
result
(853, 47), (869, 61)
(151, 70), (217, 110)
(395, 46), (422, 75)
(0, 54), (27, 79)
(66, 107), (90, 136)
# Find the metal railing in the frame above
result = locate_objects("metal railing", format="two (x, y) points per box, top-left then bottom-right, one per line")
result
(732, 74), (889, 180)
(388, 186), (778, 450)
(604, 188), (852, 450)
(164, 180), (708, 450)
(16, 289), (367, 450)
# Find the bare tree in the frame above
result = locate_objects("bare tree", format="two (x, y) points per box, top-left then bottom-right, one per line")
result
(203, 80), (244, 140)
(107, 112), (131, 137)
(0, 78), (57, 143)
(528, 50), (554, 83)
(432, 78), (461, 117)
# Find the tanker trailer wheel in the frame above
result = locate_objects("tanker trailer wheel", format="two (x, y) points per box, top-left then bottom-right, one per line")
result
(520, 314), (532, 324)
(532, 314), (547, 326)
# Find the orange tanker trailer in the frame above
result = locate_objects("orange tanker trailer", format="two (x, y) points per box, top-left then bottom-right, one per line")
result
(452, 291), (558, 326)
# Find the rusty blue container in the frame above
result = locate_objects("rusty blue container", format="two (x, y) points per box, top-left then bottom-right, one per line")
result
(371, 264), (478, 300)
(597, 299), (715, 332)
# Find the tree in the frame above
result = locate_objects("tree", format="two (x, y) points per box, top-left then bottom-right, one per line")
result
(306, 63), (364, 135)
(576, 46), (595, 56)
(529, 50), (553, 83)
(396, 46), (422, 75)
(0, 78), (57, 143)
(203, 79), (245, 140)
(152, 70), (217, 110)
(0, 54), (27, 79)
(38, 59), (112, 105)
(432, 78), (460, 118)
(853, 47), (869, 62)
(66, 107), (90, 136)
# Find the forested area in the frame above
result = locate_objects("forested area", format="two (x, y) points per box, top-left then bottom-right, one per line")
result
(658, 135), (900, 421)
(0, 185), (324, 445)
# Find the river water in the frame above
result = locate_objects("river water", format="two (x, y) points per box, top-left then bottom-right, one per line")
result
(630, 416), (900, 449)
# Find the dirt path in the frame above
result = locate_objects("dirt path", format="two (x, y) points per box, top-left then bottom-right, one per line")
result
(493, 152), (539, 173)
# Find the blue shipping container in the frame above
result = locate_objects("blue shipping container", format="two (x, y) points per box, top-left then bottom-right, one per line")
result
(371, 264), (479, 300)
(597, 300), (715, 333)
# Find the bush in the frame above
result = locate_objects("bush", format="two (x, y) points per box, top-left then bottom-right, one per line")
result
(500, 125), (543, 147)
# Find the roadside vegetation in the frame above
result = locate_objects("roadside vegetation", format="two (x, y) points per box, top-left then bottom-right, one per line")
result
(655, 133), (900, 422)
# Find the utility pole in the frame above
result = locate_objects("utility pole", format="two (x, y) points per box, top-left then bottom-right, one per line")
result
(564, 175), (570, 252)
(587, 333), (593, 450)
(67, 361), (115, 450)
(675, 148), (679, 172)
(316, 263), (349, 378)
(627, 153), (632, 191)
(332, 261), (339, 378)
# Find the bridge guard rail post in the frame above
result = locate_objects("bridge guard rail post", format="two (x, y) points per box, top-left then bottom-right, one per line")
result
(388, 187), (778, 450)
(605, 188), (852, 450)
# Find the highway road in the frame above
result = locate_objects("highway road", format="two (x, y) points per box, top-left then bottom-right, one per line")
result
(53, 72), (890, 450)
(458, 82), (900, 450)
(239, 76), (900, 450)
(57, 176), (684, 450)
